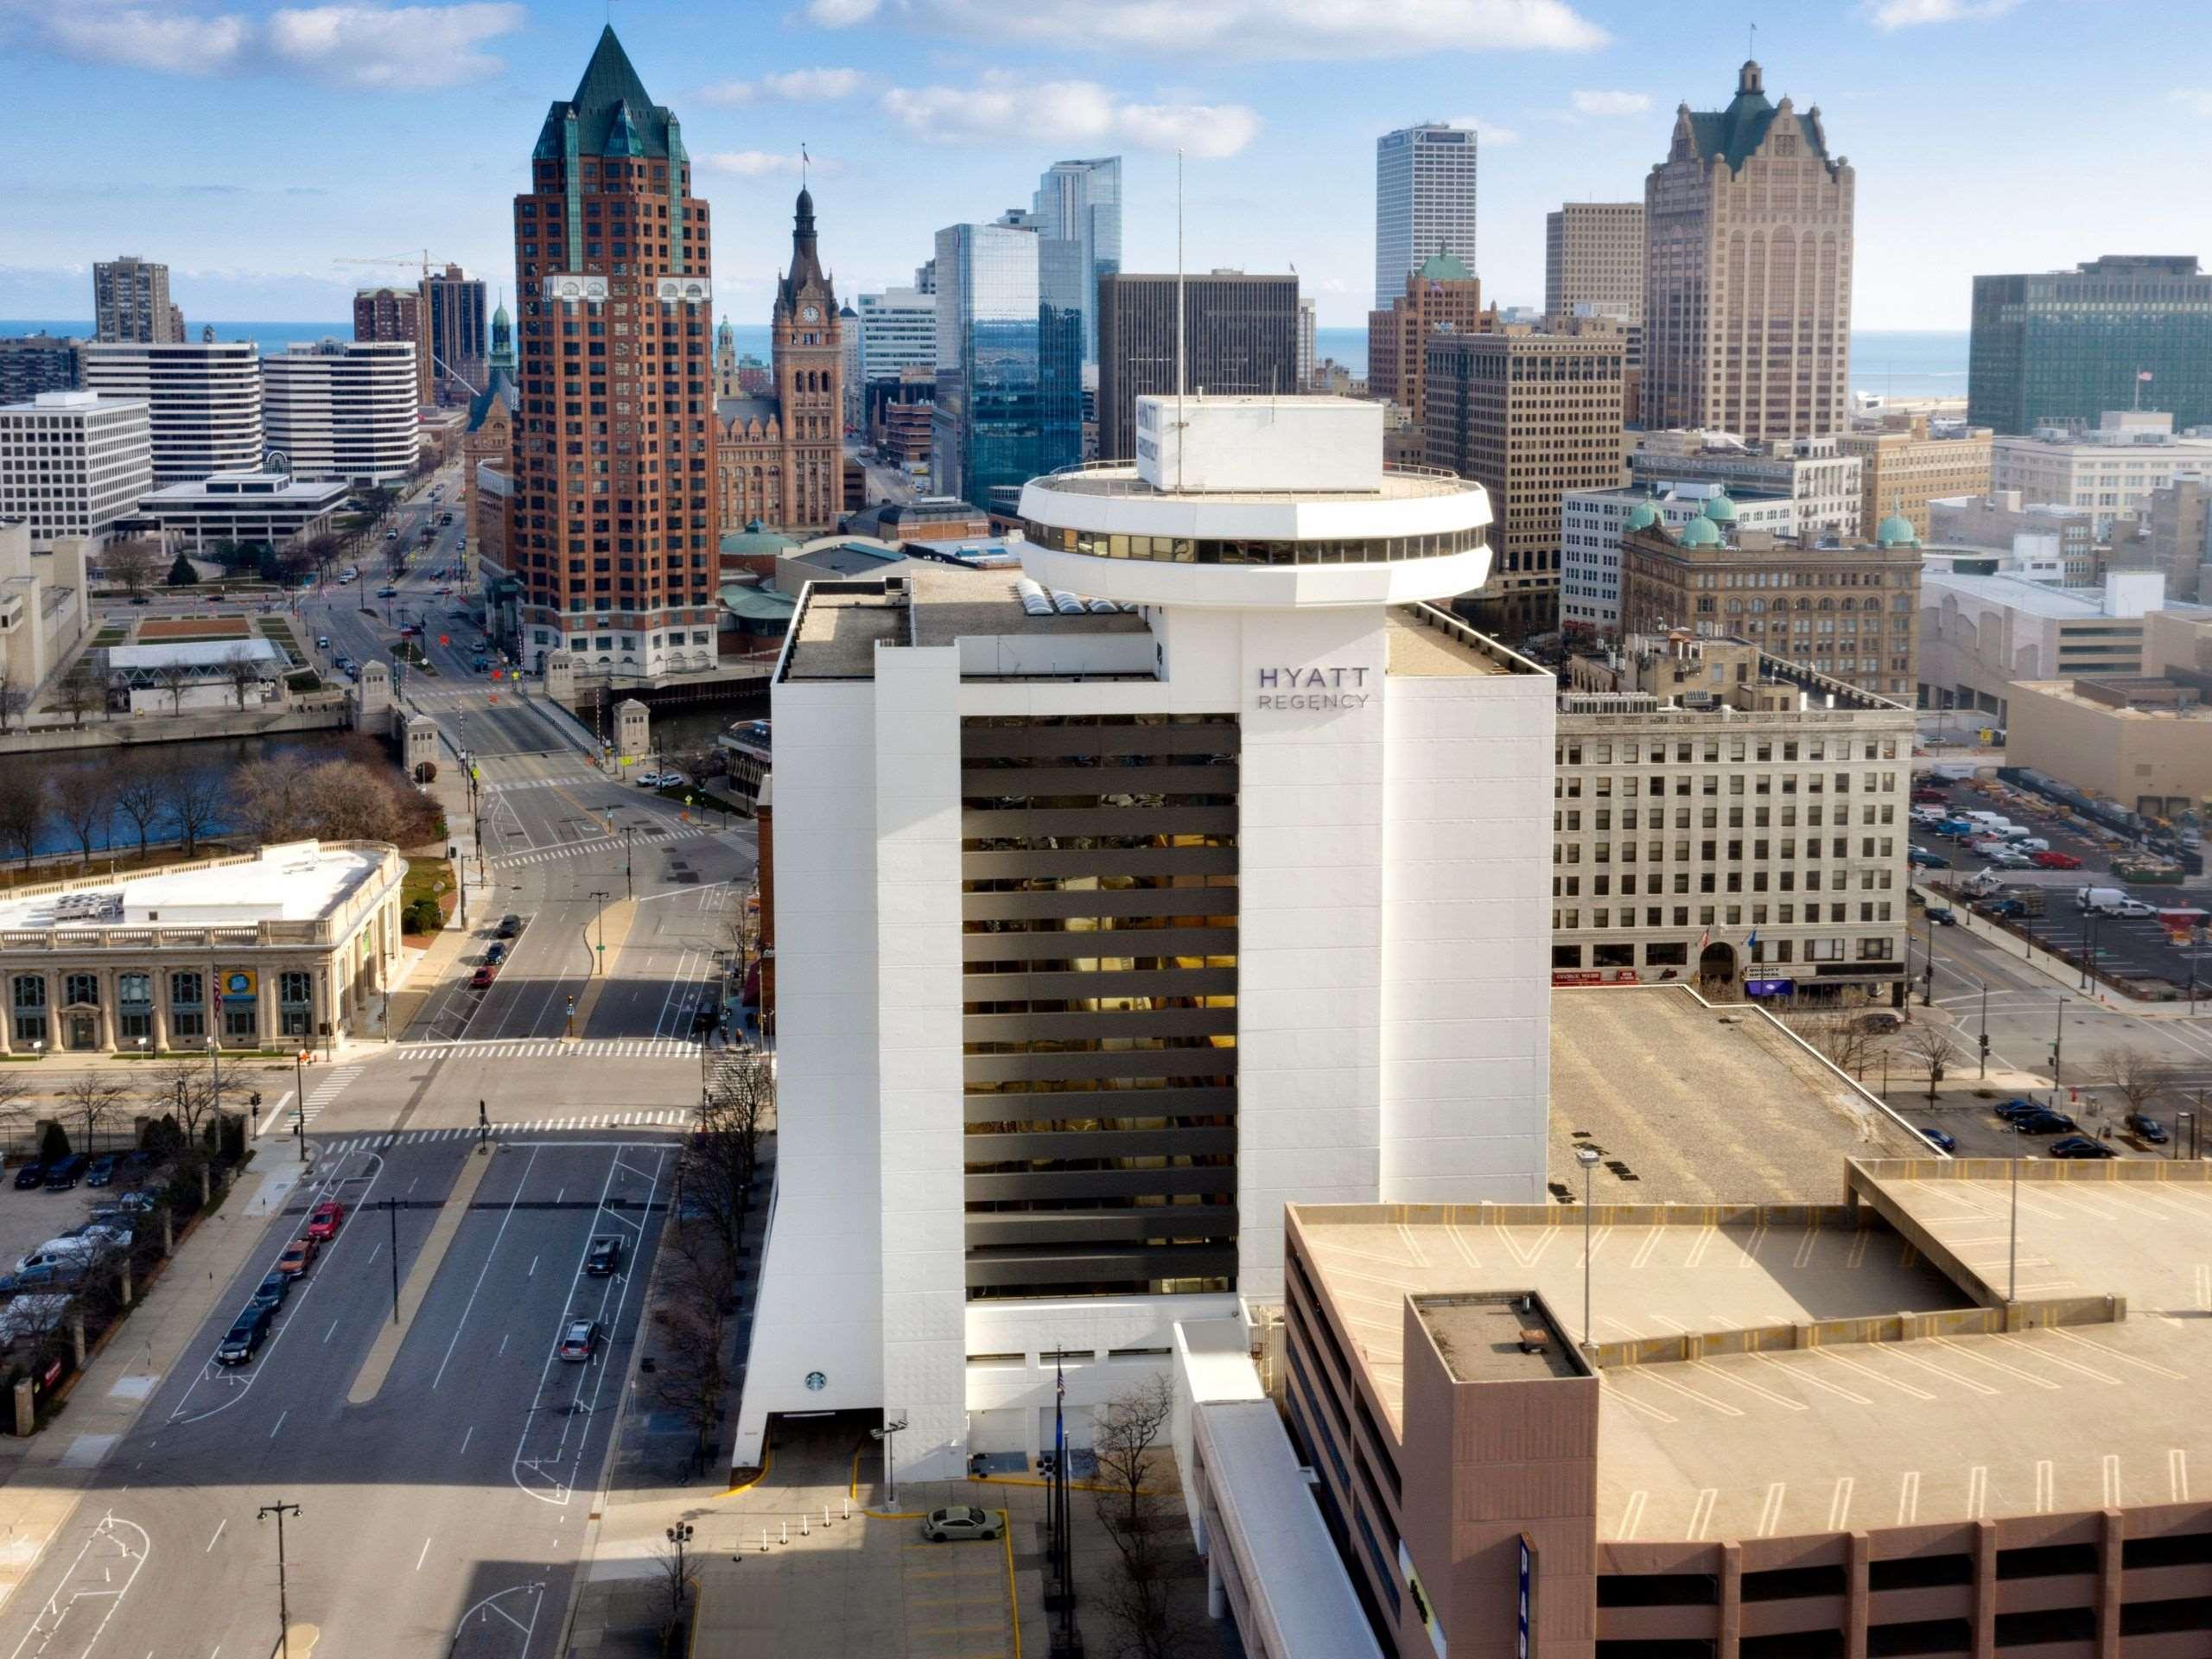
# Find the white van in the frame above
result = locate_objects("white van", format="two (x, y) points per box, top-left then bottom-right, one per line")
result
(2077, 887), (2129, 913)
(1967, 811), (2009, 830)
(14, 1237), (101, 1275)
(2012, 837), (2050, 854)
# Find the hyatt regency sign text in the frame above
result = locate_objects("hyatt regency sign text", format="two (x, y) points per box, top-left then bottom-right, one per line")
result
(1255, 665), (1371, 710)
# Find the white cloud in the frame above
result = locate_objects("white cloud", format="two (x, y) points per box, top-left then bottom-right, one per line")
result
(1570, 88), (1650, 117)
(2170, 88), (2212, 117)
(1446, 116), (1519, 146)
(884, 75), (1259, 156)
(13, 1), (522, 86)
(703, 150), (812, 177)
(698, 67), (864, 105)
(37, 5), (251, 74)
(267, 3), (524, 87)
(1865, 0), (2020, 29)
(806, 0), (1605, 59)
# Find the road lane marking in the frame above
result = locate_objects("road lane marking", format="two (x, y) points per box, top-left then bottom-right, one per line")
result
(415, 1537), (433, 1573)
(269, 1411), (286, 1439)
(322, 1318), (339, 1344)
(427, 1148), (539, 1394)
(529, 1255), (537, 1278)
(204, 1520), (224, 1552)
(461, 1426), (474, 1453)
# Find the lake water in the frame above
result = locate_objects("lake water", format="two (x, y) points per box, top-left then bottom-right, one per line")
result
(3, 319), (779, 359)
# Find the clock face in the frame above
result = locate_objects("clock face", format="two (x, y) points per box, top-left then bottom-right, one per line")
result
(801, 305), (821, 323)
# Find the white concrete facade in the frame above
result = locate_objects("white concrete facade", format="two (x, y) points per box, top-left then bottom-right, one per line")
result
(80, 340), (264, 487)
(261, 340), (419, 484)
(0, 391), (152, 550)
(736, 397), (1554, 1480)
(1991, 411), (2212, 541)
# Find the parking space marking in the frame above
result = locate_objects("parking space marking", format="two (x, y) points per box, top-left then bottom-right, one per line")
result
(1884, 1345), (1999, 1397)
(1619, 1369), (1744, 1419)
(2171, 1450), (2190, 1503)
(1615, 1491), (1647, 1541)
(1896, 1471), (1920, 1527)
(1826, 1478), (1853, 1533)
(2102, 1454), (2124, 1509)
(1597, 1379), (1676, 1426)
(2034, 1460), (2055, 1513)
(1811, 1348), (1939, 1402)
(1754, 1483), (1786, 1537)
(1965, 1466), (1986, 1520)
(1689, 1362), (1809, 1414)
(1750, 1351), (1871, 1406)
(1686, 1490), (1718, 1541)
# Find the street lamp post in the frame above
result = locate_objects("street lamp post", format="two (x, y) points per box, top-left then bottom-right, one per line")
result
(1978, 979), (1989, 1079)
(2050, 995), (2067, 1110)
(257, 1502), (302, 1659)
(666, 1522), (694, 1619)
(588, 889), (610, 976)
(1576, 1146), (1602, 1350)
(871, 1417), (907, 1510)
(207, 1037), (221, 1138)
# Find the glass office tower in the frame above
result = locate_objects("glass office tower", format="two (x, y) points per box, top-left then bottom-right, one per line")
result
(1970, 256), (2212, 435)
(1032, 158), (1121, 367)
(931, 221), (1084, 512)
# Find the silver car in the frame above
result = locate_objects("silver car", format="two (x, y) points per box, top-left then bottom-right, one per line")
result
(920, 1505), (1004, 1542)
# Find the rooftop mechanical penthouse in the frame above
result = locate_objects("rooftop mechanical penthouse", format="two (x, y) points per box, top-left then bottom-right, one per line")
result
(735, 394), (1558, 1481)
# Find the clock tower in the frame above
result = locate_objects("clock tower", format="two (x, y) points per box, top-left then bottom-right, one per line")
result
(772, 186), (842, 532)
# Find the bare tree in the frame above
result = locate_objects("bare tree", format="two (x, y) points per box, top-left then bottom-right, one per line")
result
(147, 1060), (219, 1160)
(111, 753), (172, 858)
(0, 774), (46, 866)
(0, 1073), (34, 1155)
(1902, 1021), (1954, 1103)
(49, 769), (115, 865)
(231, 753), (315, 844)
(1789, 1009), (1880, 1082)
(221, 646), (262, 710)
(55, 667), (104, 728)
(647, 1222), (733, 1471)
(0, 672), (26, 734)
(2096, 1048), (2177, 1125)
(687, 1048), (773, 1268)
(58, 1073), (129, 1154)
(160, 765), (226, 856)
(105, 538), (162, 601)
(152, 660), (193, 715)
(302, 532), (345, 584)
(1090, 1374), (1197, 1659)
(647, 1532), (694, 1639)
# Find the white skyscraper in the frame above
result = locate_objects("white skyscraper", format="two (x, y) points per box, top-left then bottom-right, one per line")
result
(734, 395), (1554, 1480)
(1374, 124), (1479, 308)
(80, 340), (264, 486)
(856, 288), (938, 383)
(1296, 296), (1317, 389)
(0, 391), (153, 549)
(261, 340), (420, 483)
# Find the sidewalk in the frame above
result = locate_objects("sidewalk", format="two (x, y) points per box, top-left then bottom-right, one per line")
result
(0, 1154), (307, 1613)
(1916, 880), (2210, 1020)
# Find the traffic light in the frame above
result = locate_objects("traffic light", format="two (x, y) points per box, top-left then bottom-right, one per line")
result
(251, 1090), (262, 1108)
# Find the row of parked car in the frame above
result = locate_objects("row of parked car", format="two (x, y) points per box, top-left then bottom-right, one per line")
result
(11, 1149), (145, 1192)
(217, 1199), (344, 1365)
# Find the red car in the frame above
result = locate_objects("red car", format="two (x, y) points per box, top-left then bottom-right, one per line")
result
(1910, 790), (1949, 805)
(307, 1200), (345, 1241)
(470, 963), (499, 990)
(2031, 850), (2082, 870)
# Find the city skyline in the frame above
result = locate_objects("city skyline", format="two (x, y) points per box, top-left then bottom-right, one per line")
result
(4, 1), (2210, 332)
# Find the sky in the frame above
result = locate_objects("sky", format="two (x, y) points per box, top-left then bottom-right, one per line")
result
(4, 0), (2211, 331)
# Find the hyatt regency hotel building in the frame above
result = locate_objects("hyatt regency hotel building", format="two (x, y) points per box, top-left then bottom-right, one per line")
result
(736, 397), (1556, 1478)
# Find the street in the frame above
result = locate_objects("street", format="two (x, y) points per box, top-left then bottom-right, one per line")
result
(0, 1126), (671, 1659)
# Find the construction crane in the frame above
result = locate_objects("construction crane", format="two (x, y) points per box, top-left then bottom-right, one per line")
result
(329, 252), (484, 398)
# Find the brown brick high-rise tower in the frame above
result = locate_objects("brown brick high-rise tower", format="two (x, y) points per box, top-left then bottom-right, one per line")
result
(512, 26), (718, 677)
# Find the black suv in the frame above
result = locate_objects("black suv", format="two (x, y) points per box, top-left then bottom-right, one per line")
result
(498, 914), (522, 939)
(584, 1236), (621, 1277)
(216, 1304), (273, 1366)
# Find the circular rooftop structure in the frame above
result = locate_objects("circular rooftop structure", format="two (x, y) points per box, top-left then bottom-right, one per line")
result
(1676, 515), (1724, 549)
(1014, 397), (1492, 609)
(1624, 501), (1660, 531)
(720, 518), (799, 559)
(1876, 512), (1920, 548)
(1701, 492), (1738, 524)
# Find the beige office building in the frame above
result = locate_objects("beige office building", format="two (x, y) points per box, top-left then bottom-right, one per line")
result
(1551, 634), (1911, 996)
(1545, 201), (1643, 322)
(0, 841), (406, 1055)
(1838, 415), (1993, 541)
(1644, 60), (1853, 442)
(2007, 673), (2212, 819)
(1992, 410), (2212, 540)
(1425, 322), (1628, 633)
(92, 256), (181, 345)
(1618, 498), (1922, 701)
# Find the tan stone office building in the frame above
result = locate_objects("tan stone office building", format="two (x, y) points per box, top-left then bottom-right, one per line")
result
(1838, 414), (1993, 542)
(1425, 322), (1628, 634)
(1618, 498), (1923, 701)
(1550, 633), (1912, 997)
(0, 842), (405, 1055)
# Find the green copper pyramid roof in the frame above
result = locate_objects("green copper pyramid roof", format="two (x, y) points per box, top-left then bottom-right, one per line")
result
(534, 26), (680, 163)
(1415, 250), (1474, 283)
(1684, 60), (1828, 175)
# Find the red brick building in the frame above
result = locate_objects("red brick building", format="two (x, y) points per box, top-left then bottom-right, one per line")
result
(510, 26), (719, 677)
(1365, 251), (1494, 433)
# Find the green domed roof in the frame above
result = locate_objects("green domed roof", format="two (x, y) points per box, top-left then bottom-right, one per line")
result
(719, 518), (799, 557)
(1700, 492), (1738, 523)
(1876, 512), (1920, 548)
(1623, 501), (1660, 531)
(1677, 514), (1724, 549)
